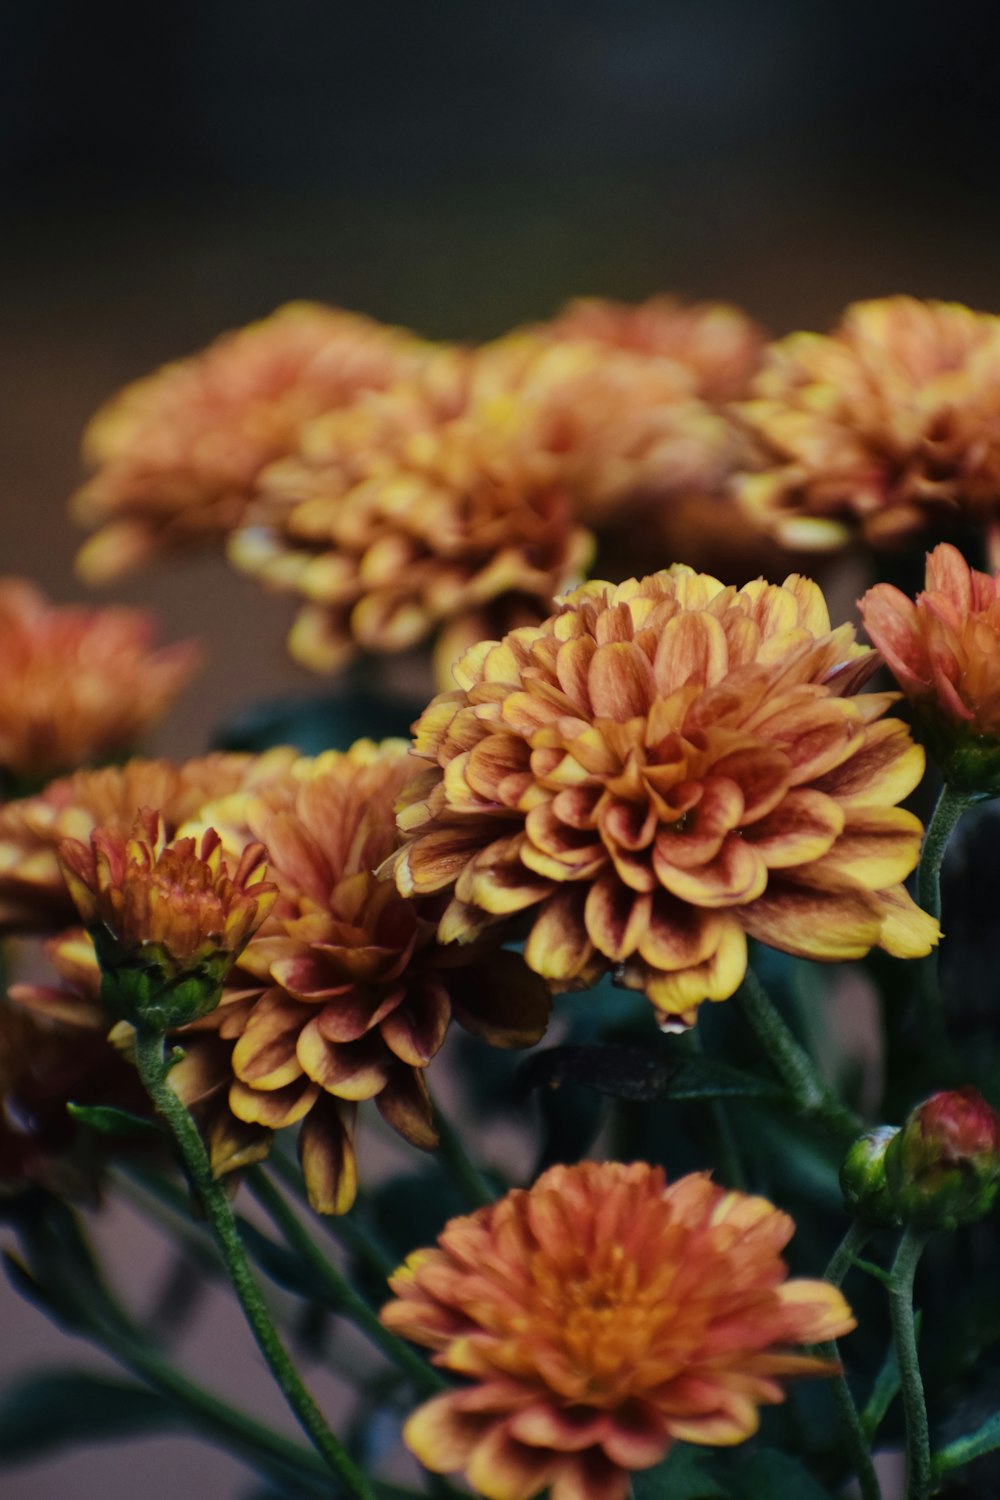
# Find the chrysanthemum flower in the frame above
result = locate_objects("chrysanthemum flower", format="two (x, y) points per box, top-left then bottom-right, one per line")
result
(0, 749), (297, 934)
(228, 351), (595, 684)
(860, 543), (1000, 793)
(189, 740), (551, 1212)
(58, 809), (277, 1028)
(72, 303), (436, 583)
(0, 578), (198, 791)
(541, 294), (767, 401)
(381, 1161), (855, 1500)
(393, 567), (937, 1025)
(736, 297), (1000, 551)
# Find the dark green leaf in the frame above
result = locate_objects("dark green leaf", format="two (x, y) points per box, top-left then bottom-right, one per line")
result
(517, 1044), (785, 1104)
(934, 1409), (1000, 1476)
(215, 686), (415, 756)
(632, 1443), (727, 1498)
(725, 1448), (835, 1499)
(67, 1102), (162, 1139)
(0, 1370), (177, 1463)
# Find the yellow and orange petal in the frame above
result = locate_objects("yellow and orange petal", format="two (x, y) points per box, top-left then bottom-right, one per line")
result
(394, 566), (937, 1025)
(736, 296), (1000, 552)
(72, 303), (438, 583)
(381, 1161), (854, 1500)
(0, 577), (198, 789)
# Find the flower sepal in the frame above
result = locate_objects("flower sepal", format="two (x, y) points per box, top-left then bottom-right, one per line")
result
(89, 923), (232, 1032)
(841, 1125), (900, 1227)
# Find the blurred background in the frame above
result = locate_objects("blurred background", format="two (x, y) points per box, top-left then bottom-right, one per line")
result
(3, 2), (1000, 1493)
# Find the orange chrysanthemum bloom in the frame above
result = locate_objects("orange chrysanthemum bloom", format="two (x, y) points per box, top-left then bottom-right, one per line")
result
(0, 578), (198, 791)
(736, 296), (1000, 552)
(0, 749), (297, 934)
(381, 1162), (855, 1500)
(228, 349), (595, 684)
(72, 303), (436, 583)
(394, 567), (938, 1026)
(541, 294), (767, 401)
(189, 740), (550, 1212)
(860, 542), (1000, 793)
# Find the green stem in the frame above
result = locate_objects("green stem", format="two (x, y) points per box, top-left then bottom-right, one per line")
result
(736, 969), (860, 1137)
(914, 784), (971, 1070)
(917, 783), (973, 922)
(888, 1229), (931, 1500)
(688, 1030), (746, 1189)
(432, 1098), (497, 1209)
(817, 1222), (881, 1500)
(269, 1147), (399, 1283)
(133, 1030), (377, 1500)
(248, 1168), (447, 1398)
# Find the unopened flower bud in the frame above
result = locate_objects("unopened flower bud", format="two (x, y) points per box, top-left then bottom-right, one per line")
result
(885, 1087), (1000, 1230)
(841, 1125), (901, 1226)
(58, 809), (277, 1032)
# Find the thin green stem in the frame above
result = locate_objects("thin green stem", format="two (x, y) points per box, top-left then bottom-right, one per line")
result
(917, 783), (973, 922)
(817, 1222), (881, 1500)
(269, 1146), (399, 1283)
(688, 1030), (746, 1189)
(431, 1098), (497, 1209)
(915, 783), (971, 1070)
(248, 1168), (447, 1398)
(736, 969), (860, 1137)
(133, 1030), (377, 1500)
(888, 1229), (931, 1500)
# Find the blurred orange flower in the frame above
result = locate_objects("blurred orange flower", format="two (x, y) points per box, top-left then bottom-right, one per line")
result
(860, 542), (1000, 791)
(0, 579), (198, 790)
(191, 740), (551, 1212)
(228, 350), (594, 686)
(736, 297), (1000, 552)
(394, 567), (937, 1026)
(381, 1161), (855, 1500)
(72, 303), (436, 583)
(541, 294), (767, 401)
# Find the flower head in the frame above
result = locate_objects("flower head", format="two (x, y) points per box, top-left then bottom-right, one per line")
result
(228, 350), (594, 684)
(194, 741), (551, 1212)
(737, 297), (1000, 551)
(541, 294), (767, 401)
(394, 567), (937, 1026)
(0, 749), (297, 935)
(885, 1087), (1000, 1229)
(0, 578), (198, 790)
(72, 303), (435, 583)
(381, 1161), (855, 1500)
(860, 543), (1000, 793)
(58, 809), (277, 1029)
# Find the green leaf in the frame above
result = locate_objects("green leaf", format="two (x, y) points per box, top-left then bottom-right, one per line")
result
(518, 1043), (785, 1104)
(632, 1443), (726, 1498)
(67, 1102), (162, 1139)
(0, 1369), (177, 1463)
(725, 1448), (836, 1499)
(934, 1409), (1000, 1476)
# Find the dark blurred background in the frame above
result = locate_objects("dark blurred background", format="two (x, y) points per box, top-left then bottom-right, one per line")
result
(2, 3), (999, 1493)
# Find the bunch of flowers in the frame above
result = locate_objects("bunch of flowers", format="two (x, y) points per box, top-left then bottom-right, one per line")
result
(5, 292), (1000, 1500)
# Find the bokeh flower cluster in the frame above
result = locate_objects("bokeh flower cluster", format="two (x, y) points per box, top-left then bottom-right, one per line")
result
(7, 289), (1000, 1500)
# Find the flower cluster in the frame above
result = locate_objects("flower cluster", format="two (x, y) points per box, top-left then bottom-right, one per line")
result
(381, 1161), (855, 1500)
(394, 565), (937, 1025)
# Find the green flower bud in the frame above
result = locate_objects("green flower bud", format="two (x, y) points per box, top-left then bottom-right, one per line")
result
(885, 1087), (1000, 1230)
(841, 1125), (901, 1226)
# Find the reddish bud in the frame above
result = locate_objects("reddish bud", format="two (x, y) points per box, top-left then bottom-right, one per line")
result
(885, 1087), (1000, 1229)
